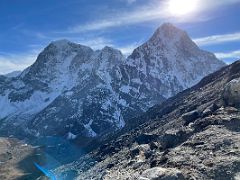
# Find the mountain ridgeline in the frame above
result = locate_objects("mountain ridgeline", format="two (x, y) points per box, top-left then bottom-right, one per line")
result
(0, 23), (225, 139)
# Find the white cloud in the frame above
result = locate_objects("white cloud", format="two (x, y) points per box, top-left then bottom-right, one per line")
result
(121, 0), (136, 5)
(127, 0), (136, 4)
(118, 45), (136, 55)
(67, 0), (240, 33)
(194, 32), (240, 46)
(36, 31), (140, 54)
(0, 51), (38, 75)
(117, 42), (142, 55)
(32, 32), (114, 51)
(68, 3), (168, 33)
(215, 50), (240, 59)
(197, 0), (240, 12)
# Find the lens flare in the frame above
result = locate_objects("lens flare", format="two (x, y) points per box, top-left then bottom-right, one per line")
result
(168, 0), (199, 16)
(34, 163), (57, 180)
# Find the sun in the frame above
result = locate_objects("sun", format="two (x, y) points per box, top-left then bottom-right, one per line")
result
(168, 0), (199, 17)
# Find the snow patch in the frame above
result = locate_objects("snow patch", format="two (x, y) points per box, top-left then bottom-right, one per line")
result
(84, 120), (97, 137)
(113, 110), (125, 128)
(67, 132), (77, 140)
(119, 99), (128, 107)
(120, 85), (131, 93)
(102, 99), (112, 110)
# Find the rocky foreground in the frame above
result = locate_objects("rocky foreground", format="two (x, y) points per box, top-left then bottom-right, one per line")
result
(55, 61), (240, 180)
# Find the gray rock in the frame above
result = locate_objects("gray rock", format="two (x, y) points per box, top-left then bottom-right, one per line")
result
(202, 103), (219, 117)
(130, 144), (151, 160)
(202, 108), (212, 117)
(223, 78), (240, 108)
(160, 129), (188, 149)
(139, 167), (185, 180)
(182, 110), (200, 125)
(135, 134), (159, 145)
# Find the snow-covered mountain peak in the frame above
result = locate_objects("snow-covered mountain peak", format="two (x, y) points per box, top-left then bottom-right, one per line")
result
(50, 39), (71, 46)
(22, 40), (93, 79)
(102, 46), (122, 54)
(98, 46), (125, 64)
(48, 39), (93, 52)
(149, 23), (189, 47)
(90, 46), (125, 73)
(128, 23), (225, 98)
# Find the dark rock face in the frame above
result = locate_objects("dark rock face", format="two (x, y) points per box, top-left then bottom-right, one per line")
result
(54, 61), (240, 180)
(0, 24), (225, 140)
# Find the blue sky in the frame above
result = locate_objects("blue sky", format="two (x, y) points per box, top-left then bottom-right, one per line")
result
(0, 0), (240, 74)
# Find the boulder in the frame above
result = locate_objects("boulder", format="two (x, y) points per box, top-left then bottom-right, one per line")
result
(182, 110), (199, 125)
(130, 144), (151, 159)
(130, 147), (140, 158)
(135, 134), (159, 145)
(202, 108), (212, 117)
(202, 103), (219, 117)
(223, 78), (240, 108)
(160, 129), (187, 149)
(139, 167), (185, 180)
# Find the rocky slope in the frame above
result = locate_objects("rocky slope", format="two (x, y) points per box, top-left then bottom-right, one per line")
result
(0, 137), (47, 180)
(0, 23), (225, 140)
(55, 61), (240, 180)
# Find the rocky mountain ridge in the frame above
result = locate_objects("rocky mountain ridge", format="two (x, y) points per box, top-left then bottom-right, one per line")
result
(0, 23), (225, 140)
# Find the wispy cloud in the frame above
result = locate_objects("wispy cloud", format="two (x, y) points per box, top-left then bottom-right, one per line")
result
(121, 0), (137, 5)
(68, 3), (168, 33)
(67, 0), (240, 33)
(74, 37), (113, 50)
(126, 0), (137, 4)
(0, 51), (38, 75)
(51, 36), (114, 50)
(215, 50), (240, 59)
(194, 32), (240, 46)
(117, 42), (143, 55)
(118, 45), (136, 56)
(198, 0), (240, 11)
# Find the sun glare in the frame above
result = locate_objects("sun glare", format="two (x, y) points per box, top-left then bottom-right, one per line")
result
(168, 0), (199, 17)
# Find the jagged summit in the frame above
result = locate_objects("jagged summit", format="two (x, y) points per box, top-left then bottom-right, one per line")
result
(47, 39), (93, 51)
(50, 39), (72, 46)
(99, 46), (125, 64)
(128, 23), (225, 96)
(151, 23), (186, 40)
(102, 46), (121, 53)
(101, 46), (124, 57)
(148, 23), (198, 52)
